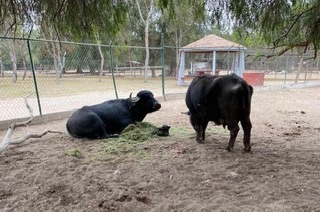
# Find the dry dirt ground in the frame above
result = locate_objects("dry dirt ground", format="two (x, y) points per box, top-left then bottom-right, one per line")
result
(0, 86), (320, 211)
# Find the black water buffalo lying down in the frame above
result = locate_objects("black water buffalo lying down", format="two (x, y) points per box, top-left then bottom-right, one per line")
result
(66, 90), (161, 139)
(186, 74), (253, 152)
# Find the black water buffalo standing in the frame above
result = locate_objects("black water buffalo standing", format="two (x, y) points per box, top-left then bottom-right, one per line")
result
(186, 74), (253, 152)
(66, 90), (161, 139)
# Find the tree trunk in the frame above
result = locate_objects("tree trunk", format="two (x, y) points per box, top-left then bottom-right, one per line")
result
(89, 64), (96, 75)
(22, 57), (27, 80)
(98, 44), (104, 81)
(294, 56), (304, 83)
(9, 40), (17, 83)
(51, 43), (58, 76)
(76, 67), (83, 73)
(0, 47), (3, 77)
(144, 21), (150, 81)
(51, 42), (63, 81)
(62, 51), (66, 74)
(46, 31), (63, 81)
(56, 42), (63, 79)
(128, 48), (134, 77)
(136, 0), (154, 82)
(96, 34), (104, 82)
(175, 30), (183, 79)
(304, 60), (309, 81)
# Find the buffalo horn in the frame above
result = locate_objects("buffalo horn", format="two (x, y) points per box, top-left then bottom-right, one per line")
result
(129, 93), (140, 102)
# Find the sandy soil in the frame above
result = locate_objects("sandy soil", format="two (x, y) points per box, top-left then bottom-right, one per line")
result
(0, 86), (320, 211)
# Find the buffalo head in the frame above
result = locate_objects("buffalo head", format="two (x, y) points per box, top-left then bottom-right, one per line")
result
(129, 90), (161, 118)
(129, 90), (161, 113)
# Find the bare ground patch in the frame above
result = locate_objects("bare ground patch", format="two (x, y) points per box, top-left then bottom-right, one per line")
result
(0, 87), (320, 211)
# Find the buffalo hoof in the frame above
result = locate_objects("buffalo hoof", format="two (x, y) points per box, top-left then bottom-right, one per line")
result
(196, 139), (204, 144)
(243, 146), (251, 153)
(225, 147), (233, 152)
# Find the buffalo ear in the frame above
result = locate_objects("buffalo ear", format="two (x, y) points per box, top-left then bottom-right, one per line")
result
(129, 93), (140, 102)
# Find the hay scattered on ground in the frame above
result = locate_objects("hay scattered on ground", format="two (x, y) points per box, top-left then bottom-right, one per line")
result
(100, 122), (161, 160)
(119, 122), (159, 142)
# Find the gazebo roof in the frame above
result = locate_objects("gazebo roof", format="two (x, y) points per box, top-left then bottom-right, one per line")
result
(181, 34), (247, 53)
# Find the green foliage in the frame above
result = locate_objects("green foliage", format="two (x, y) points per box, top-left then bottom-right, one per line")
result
(206, 0), (320, 56)
(2, 0), (319, 59)
(229, 28), (265, 48)
(0, 0), (128, 40)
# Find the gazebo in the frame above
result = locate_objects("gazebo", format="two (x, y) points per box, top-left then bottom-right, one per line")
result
(178, 34), (247, 85)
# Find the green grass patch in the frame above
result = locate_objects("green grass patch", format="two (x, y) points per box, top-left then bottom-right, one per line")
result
(169, 126), (194, 137)
(65, 148), (82, 157)
(169, 125), (228, 138)
(206, 126), (229, 134)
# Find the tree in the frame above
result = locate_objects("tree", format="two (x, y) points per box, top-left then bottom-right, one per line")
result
(159, 0), (206, 77)
(2, 0), (318, 59)
(95, 33), (105, 81)
(15, 39), (29, 80)
(0, 45), (3, 77)
(40, 28), (65, 80)
(205, 0), (320, 57)
(135, 0), (156, 81)
(0, 0), (128, 40)
(8, 38), (17, 82)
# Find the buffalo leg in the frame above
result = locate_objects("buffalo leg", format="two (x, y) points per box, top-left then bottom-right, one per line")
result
(241, 118), (252, 152)
(190, 115), (208, 143)
(226, 123), (240, 151)
(200, 119), (209, 142)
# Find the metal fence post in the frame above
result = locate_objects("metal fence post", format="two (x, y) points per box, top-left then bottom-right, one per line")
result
(161, 33), (166, 101)
(27, 39), (42, 117)
(109, 44), (118, 99)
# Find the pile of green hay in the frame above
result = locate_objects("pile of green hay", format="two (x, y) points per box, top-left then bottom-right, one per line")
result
(118, 122), (159, 142)
(101, 122), (159, 160)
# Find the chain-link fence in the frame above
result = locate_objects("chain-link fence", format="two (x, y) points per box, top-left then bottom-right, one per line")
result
(245, 50), (320, 86)
(0, 37), (187, 122)
(1, 37), (320, 123)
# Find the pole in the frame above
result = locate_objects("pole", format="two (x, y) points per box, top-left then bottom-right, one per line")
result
(27, 39), (42, 117)
(227, 50), (230, 75)
(161, 33), (166, 101)
(109, 44), (118, 99)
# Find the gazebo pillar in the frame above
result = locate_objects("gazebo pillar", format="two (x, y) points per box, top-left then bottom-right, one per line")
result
(178, 51), (185, 86)
(233, 52), (239, 76)
(239, 50), (245, 77)
(211, 51), (216, 75)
